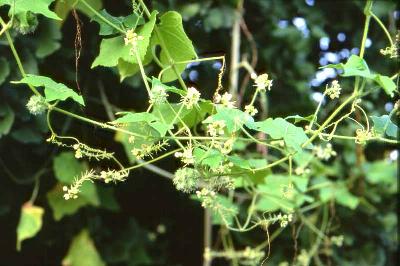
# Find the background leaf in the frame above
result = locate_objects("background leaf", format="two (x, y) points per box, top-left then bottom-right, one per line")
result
(62, 230), (105, 266)
(16, 203), (44, 251)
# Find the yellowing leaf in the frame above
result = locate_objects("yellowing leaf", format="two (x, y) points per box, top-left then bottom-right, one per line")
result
(16, 203), (44, 251)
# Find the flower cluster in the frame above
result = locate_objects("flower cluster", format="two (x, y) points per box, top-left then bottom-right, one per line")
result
(72, 143), (114, 160)
(131, 141), (169, 159)
(174, 147), (194, 165)
(240, 247), (265, 265)
(260, 212), (294, 228)
(313, 143), (337, 161)
(253, 73), (273, 92)
(26, 95), (47, 115)
(244, 105), (258, 116)
(181, 86), (201, 109)
(63, 170), (95, 200)
(330, 235), (344, 247)
(296, 249), (310, 266)
(380, 34), (399, 58)
(124, 29), (144, 55)
(100, 169), (128, 183)
(278, 213), (293, 227)
(295, 167), (311, 176)
(215, 175), (235, 190)
(214, 92), (235, 108)
(213, 138), (235, 155)
(149, 84), (168, 105)
(355, 128), (374, 144)
(207, 120), (226, 137)
(173, 167), (200, 193)
(196, 188), (217, 208)
(325, 80), (342, 99)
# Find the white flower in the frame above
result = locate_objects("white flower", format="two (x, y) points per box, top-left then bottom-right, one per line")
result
(244, 105), (258, 116)
(254, 73), (273, 91)
(173, 167), (200, 193)
(149, 84), (168, 105)
(181, 87), (201, 109)
(174, 147), (194, 165)
(214, 92), (235, 108)
(26, 95), (47, 115)
(124, 29), (144, 47)
(325, 80), (341, 99)
(313, 143), (337, 160)
(207, 120), (226, 137)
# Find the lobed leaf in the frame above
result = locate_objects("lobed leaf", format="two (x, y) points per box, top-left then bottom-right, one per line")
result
(15, 75), (84, 106)
(323, 55), (396, 97)
(151, 11), (197, 82)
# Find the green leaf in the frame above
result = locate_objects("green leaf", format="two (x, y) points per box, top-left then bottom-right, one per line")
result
(324, 55), (371, 78)
(11, 127), (43, 144)
(62, 230), (106, 266)
(248, 117), (311, 152)
(256, 175), (310, 212)
(112, 112), (170, 137)
(47, 183), (89, 221)
(203, 7), (236, 31)
(115, 123), (158, 163)
(152, 103), (190, 125)
(53, 152), (87, 184)
(371, 115), (398, 138)
(285, 114), (314, 124)
(374, 75), (396, 97)
(15, 74), (85, 106)
(151, 11), (197, 82)
(0, 57), (10, 85)
(212, 196), (238, 225)
(323, 55), (396, 97)
(16, 203), (44, 251)
(318, 180), (359, 209)
(53, 152), (99, 205)
(0, 104), (15, 138)
(91, 9), (144, 35)
(363, 160), (396, 185)
(35, 20), (62, 58)
(193, 147), (224, 168)
(0, 0), (61, 20)
(91, 11), (157, 68)
(203, 106), (254, 133)
(55, 0), (103, 23)
(98, 187), (120, 212)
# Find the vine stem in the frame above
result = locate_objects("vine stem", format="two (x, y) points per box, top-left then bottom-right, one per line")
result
(371, 12), (394, 46)
(124, 148), (181, 171)
(51, 106), (146, 138)
(79, 0), (125, 34)
(0, 16), (40, 96)
(302, 93), (358, 148)
(138, 0), (188, 91)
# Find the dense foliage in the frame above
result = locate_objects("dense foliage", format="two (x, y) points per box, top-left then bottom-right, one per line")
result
(0, 0), (398, 265)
